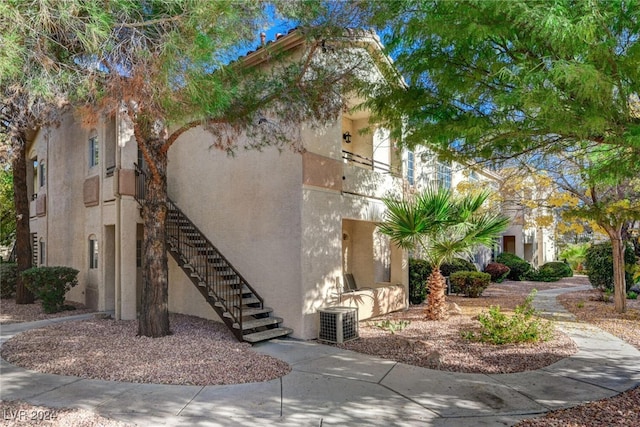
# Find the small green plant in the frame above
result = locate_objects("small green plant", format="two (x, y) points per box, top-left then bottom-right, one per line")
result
(602, 288), (614, 303)
(576, 301), (585, 309)
(450, 271), (491, 297)
(463, 290), (552, 345)
(627, 291), (638, 300)
(374, 319), (410, 334)
(0, 263), (17, 298)
(21, 266), (79, 313)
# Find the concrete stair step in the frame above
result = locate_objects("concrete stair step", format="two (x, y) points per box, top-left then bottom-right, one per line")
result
(223, 307), (273, 318)
(242, 327), (293, 343)
(241, 296), (260, 305)
(234, 316), (283, 330)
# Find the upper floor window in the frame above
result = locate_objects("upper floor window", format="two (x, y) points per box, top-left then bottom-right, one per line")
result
(39, 161), (46, 187)
(436, 160), (451, 189)
(406, 151), (415, 186)
(88, 130), (99, 168)
(89, 235), (99, 269)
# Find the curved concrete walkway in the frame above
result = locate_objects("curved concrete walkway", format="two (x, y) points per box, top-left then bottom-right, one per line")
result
(1, 287), (639, 427)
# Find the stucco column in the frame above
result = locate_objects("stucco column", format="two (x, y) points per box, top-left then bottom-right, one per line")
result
(119, 197), (139, 320)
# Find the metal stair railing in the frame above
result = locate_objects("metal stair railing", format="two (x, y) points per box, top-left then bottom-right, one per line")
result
(134, 163), (266, 341)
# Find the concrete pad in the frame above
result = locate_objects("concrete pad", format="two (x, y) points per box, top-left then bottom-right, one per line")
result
(543, 356), (640, 392)
(0, 363), (81, 401)
(97, 383), (203, 417)
(380, 363), (547, 417)
(27, 378), (139, 410)
(281, 370), (436, 423)
(179, 379), (281, 419)
(427, 413), (537, 427)
(292, 349), (396, 383)
(491, 370), (619, 409)
(557, 324), (640, 361)
(253, 339), (345, 365)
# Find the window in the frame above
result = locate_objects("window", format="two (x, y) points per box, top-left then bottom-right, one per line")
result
(32, 159), (38, 194)
(406, 151), (415, 186)
(39, 161), (46, 187)
(39, 238), (46, 266)
(89, 236), (98, 269)
(89, 130), (99, 168)
(436, 160), (451, 189)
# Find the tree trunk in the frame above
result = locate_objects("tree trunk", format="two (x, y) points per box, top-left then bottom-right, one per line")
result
(137, 136), (170, 337)
(12, 134), (34, 304)
(608, 229), (626, 313)
(425, 268), (448, 320)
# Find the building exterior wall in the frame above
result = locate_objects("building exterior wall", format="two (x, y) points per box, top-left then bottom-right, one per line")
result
(167, 126), (304, 335)
(27, 110), (141, 315)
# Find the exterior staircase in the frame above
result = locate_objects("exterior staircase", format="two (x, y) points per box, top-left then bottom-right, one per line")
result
(134, 165), (292, 343)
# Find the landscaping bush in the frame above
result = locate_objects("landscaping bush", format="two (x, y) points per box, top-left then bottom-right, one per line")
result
(496, 252), (532, 281)
(539, 262), (573, 278)
(440, 258), (477, 277)
(523, 269), (561, 282)
(21, 266), (79, 313)
(0, 262), (17, 298)
(409, 258), (430, 304)
(463, 290), (552, 344)
(584, 242), (636, 292)
(449, 271), (491, 297)
(483, 262), (510, 283)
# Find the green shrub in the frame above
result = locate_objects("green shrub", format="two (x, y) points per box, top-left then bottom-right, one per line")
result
(627, 291), (638, 300)
(584, 242), (636, 292)
(440, 258), (477, 276)
(496, 252), (532, 281)
(409, 259), (430, 304)
(21, 266), (79, 313)
(559, 243), (590, 271)
(0, 263), (17, 298)
(463, 291), (552, 344)
(483, 262), (510, 283)
(523, 269), (561, 282)
(539, 262), (573, 278)
(450, 271), (491, 297)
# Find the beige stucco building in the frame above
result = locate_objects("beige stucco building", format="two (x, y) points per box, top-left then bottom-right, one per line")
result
(25, 31), (409, 341)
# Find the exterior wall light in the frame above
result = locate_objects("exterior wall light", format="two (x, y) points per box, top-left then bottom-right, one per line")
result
(343, 132), (352, 143)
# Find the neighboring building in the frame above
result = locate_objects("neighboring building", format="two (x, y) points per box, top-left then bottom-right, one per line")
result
(406, 147), (505, 268)
(25, 30), (409, 342)
(499, 175), (557, 267)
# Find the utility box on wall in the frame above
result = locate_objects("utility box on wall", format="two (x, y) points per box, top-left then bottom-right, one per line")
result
(318, 306), (359, 344)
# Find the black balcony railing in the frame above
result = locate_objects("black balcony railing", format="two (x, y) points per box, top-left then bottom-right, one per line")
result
(342, 150), (400, 176)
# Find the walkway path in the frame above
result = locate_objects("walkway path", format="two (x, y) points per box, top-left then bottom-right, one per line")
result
(1, 287), (639, 426)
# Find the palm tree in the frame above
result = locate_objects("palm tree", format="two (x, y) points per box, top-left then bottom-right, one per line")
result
(379, 187), (510, 320)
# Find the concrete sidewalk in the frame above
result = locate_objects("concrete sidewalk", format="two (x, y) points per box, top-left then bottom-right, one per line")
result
(1, 287), (639, 426)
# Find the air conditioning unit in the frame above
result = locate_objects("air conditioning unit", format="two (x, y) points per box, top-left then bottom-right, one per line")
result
(318, 306), (359, 344)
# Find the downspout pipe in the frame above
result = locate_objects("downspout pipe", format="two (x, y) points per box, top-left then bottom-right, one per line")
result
(114, 112), (122, 320)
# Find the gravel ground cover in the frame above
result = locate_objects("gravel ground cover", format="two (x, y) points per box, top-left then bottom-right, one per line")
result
(335, 278), (586, 373)
(1, 313), (291, 386)
(0, 299), (94, 324)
